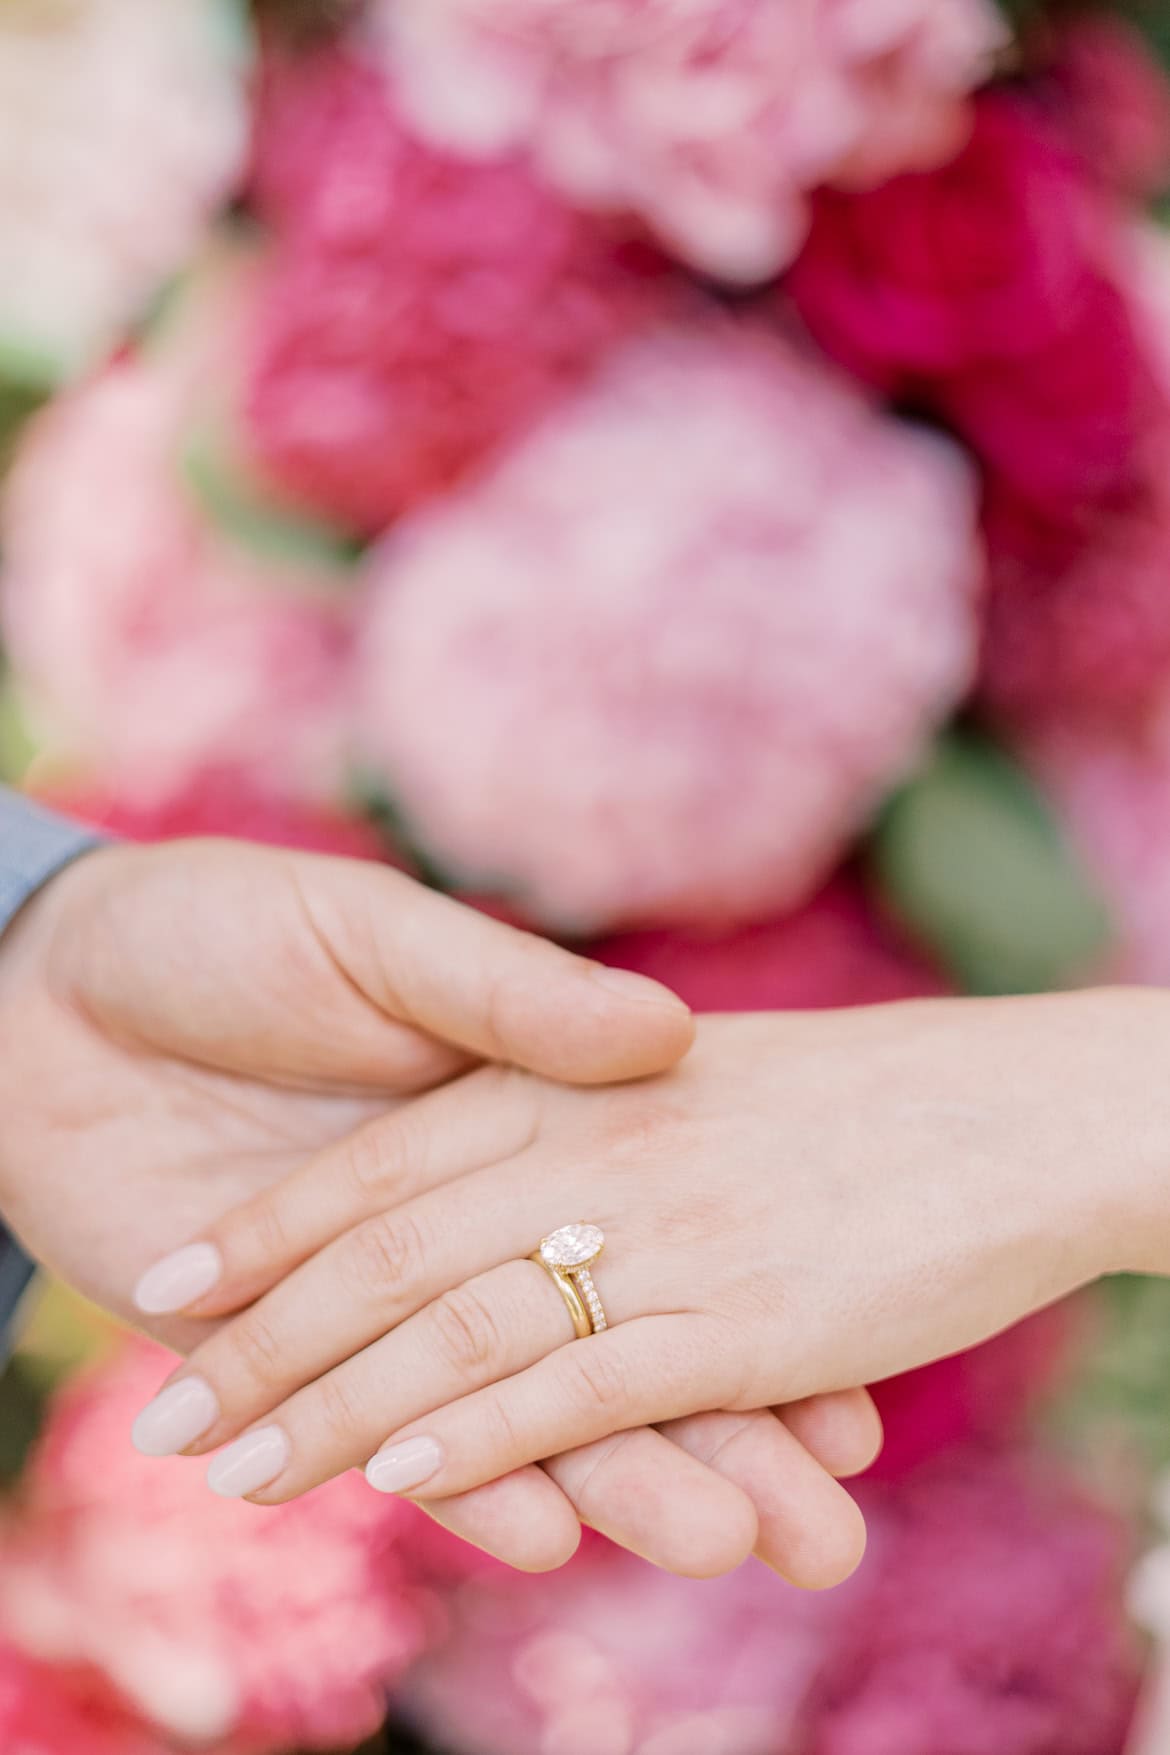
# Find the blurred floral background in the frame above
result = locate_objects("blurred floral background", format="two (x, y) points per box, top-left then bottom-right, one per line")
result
(6, 0), (1170, 1751)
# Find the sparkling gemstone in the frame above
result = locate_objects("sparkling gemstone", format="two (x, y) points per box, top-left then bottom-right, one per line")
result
(540, 1223), (604, 1271)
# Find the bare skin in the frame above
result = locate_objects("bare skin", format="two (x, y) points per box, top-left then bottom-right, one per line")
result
(145, 986), (1169, 1526)
(0, 838), (879, 1582)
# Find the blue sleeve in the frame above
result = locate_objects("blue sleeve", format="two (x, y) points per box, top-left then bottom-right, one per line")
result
(0, 790), (105, 1364)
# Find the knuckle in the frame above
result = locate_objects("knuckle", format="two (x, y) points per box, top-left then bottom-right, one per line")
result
(481, 1392), (526, 1460)
(347, 1211), (428, 1301)
(231, 1197), (290, 1271)
(428, 1284), (503, 1377)
(314, 1370), (365, 1448)
(602, 1095), (690, 1165)
(565, 1345), (629, 1419)
(345, 1114), (413, 1203)
(227, 1310), (285, 1391)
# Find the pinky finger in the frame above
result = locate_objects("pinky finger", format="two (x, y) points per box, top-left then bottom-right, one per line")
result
(659, 1407), (868, 1590)
(779, 1389), (884, 1479)
(413, 1468), (583, 1574)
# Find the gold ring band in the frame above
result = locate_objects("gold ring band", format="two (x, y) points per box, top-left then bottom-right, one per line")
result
(530, 1255), (592, 1339)
(531, 1224), (610, 1338)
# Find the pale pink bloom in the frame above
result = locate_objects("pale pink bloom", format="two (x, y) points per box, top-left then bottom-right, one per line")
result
(0, 0), (249, 383)
(0, 278), (357, 809)
(355, 324), (982, 932)
(0, 1340), (430, 1750)
(371, 0), (1004, 282)
(403, 1530), (858, 1755)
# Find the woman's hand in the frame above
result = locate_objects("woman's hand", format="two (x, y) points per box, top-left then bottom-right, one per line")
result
(0, 834), (878, 1581)
(132, 991), (1165, 1527)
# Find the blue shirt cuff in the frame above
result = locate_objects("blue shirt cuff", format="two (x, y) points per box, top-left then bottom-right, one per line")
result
(0, 792), (105, 1364)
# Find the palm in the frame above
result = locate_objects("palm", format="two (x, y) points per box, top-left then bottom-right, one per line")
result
(2, 1010), (380, 1349)
(0, 844), (421, 1348)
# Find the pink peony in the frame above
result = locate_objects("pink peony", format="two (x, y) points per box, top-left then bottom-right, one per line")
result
(354, 324), (982, 933)
(0, 1339), (431, 1751)
(245, 40), (673, 534)
(788, 93), (1165, 515)
(591, 878), (1071, 1480)
(0, 329), (358, 810)
(0, 0), (249, 385)
(374, 0), (1005, 283)
(807, 1455), (1139, 1755)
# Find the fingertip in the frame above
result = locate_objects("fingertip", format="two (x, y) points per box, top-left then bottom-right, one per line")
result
(782, 1390), (885, 1480)
(420, 1475), (583, 1574)
(666, 1489), (759, 1580)
(132, 1242), (224, 1317)
(561, 965), (695, 1084)
(777, 1491), (869, 1594)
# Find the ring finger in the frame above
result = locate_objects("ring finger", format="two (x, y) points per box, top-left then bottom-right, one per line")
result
(184, 1254), (682, 1502)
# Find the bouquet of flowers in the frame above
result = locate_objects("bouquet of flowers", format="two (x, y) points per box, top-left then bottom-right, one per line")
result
(3, 1), (1170, 1751)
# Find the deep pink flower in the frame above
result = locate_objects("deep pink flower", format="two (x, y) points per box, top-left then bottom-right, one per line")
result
(354, 324), (981, 932)
(376, 0), (1004, 283)
(32, 771), (390, 862)
(1046, 13), (1170, 200)
(0, 1340), (431, 1751)
(807, 1455), (1140, 1755)
(1, 331), (357, 810)
(788, 93), (1164, 515)
(0, 1641), (174, 1755)
(789, 95), (1107, 389)
(589, 875), (945, 1013)
(245, 41), (671, 534)
(979, 462), (1170, 719)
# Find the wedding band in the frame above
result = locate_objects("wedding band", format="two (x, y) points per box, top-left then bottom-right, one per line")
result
(530, 1223), (610, 1337)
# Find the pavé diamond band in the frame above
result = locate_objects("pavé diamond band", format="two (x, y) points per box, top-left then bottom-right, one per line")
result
(530, 1223), (610, 1338)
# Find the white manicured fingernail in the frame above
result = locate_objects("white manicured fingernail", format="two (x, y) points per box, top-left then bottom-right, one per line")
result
(132, 1377), (219, 1457)
(365, 1437), (443, 1495)
(134, 1243), (223, 1314)
(207, 1426), (291, 1499)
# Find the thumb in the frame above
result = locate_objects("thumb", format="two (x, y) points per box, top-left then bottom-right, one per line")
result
(293, 855), (696, 1088)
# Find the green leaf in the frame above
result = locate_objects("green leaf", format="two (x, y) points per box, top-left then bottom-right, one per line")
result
(868, 729), (1112, 995)
(181, 422), (364, 576)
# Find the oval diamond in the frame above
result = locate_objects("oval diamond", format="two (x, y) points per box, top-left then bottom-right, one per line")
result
(539, 1223), (604, 1271)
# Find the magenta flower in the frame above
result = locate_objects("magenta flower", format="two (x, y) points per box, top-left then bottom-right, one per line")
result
(245, 39), (672, 533)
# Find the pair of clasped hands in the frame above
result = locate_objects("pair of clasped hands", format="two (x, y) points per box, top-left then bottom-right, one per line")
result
(0, 838), (1158, 1585)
